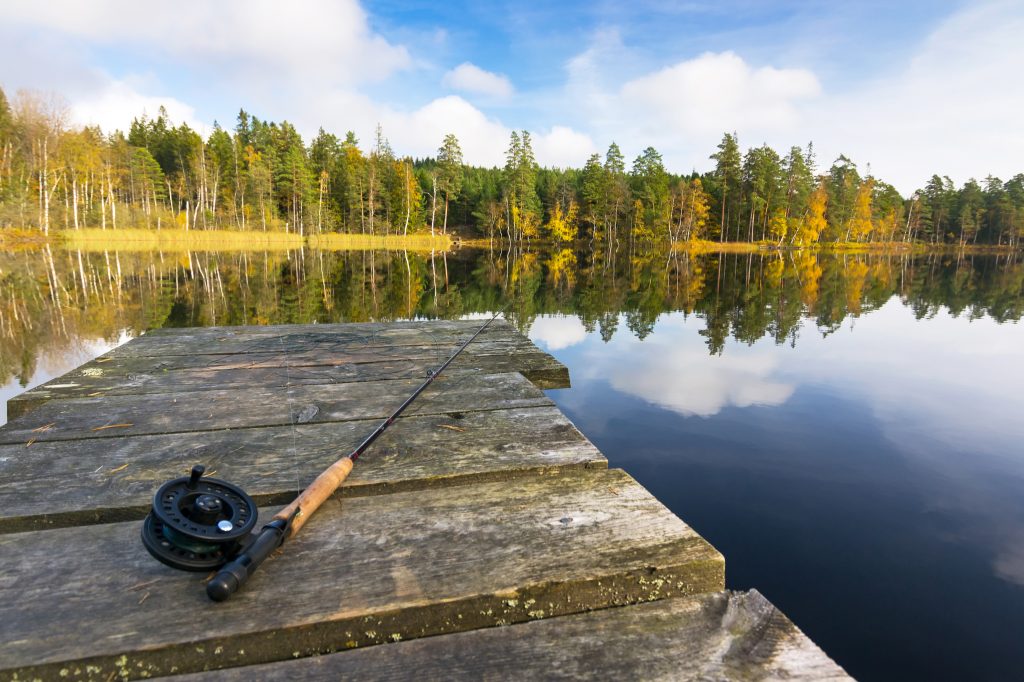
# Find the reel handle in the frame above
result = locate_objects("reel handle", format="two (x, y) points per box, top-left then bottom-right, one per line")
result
(205, 455), (353, 602)
(206, 516), (290, 601)
(274, 455), (354, 536)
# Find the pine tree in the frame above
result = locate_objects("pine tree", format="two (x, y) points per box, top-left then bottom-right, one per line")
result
(710, 132), (741, 241)
(604, 142), (628, 248)
(580, 153), (607, 241)
(437, 134), (463, 234)
(630, 147), (669, 240)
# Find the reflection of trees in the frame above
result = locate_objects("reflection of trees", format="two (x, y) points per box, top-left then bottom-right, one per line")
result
(3, 246), (1023, 384)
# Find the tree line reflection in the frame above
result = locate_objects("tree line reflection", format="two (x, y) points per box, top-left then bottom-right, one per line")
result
(2, 245), (1022, 386)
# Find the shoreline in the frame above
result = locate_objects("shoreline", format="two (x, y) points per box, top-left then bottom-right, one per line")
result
(0, 228), (1019, 255)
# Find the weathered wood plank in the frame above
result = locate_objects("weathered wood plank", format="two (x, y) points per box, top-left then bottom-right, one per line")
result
(169, 590), (851, 681)
(0, 469), (725, 681)
(0, 372), (550, 445)
(6, 349), (568, 421)
(109, 319), (526, 358)
(0, 406), (606, 533)
(22, 341), (558, 385)
(137, 318), (508, 342)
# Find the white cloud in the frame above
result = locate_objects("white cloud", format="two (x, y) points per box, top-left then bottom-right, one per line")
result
(532, 126), (598, 169)
(0, 0), (595, 170)
(1, 0), (411, 138)
(442, 63), (514, 99)
(608, 348), (793, 417)
(1, 0), (410, 87)
(621, 51), (820, 136)
(71, 81), (207, 136)
(6, 0), (1018, 190)
(561, 39), (825, 179)
(382, 96), (511, 166)
(807, 0), (1024, 191)
(563, 29), (636, 135)
(563, 1), (1024, 192)
(305, 94), (592, 170)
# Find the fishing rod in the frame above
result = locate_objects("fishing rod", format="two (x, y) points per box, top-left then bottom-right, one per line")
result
(141, 312), (501, 602)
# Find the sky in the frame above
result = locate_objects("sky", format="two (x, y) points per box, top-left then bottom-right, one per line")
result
(0, 0), (1021, 193)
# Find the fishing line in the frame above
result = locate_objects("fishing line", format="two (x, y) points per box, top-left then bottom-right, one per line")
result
(141, 313), (501, 601)
(278, 328), (300, 499)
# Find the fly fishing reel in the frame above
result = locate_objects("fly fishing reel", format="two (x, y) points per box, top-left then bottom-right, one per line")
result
(138, 315), (500, 602)
(141, 465), (258, 571)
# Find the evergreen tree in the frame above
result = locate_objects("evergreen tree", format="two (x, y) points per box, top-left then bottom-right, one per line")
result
(783, 145), (815, 224)
(580, 153), (607, 240)
(742, 144), (783, 241)
(503, 130), (539, 240)
(826, 155), (860, 241)
(630, 147), (669, 241)
(604, 142), (628, 247)
(710, 132), (741, 241)
(437, 133), (464, 234)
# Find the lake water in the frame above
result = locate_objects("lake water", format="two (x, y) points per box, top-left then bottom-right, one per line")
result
(2, 245), (1023, 680)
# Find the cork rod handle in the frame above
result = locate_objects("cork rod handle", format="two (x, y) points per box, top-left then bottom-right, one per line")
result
(273, 455), (354, 536)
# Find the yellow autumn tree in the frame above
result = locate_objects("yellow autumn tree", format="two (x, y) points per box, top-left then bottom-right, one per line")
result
(546, 200), (579, 242)
(631, 199), (653, 242)
(795, 182), (828, 246)
(768, 208), (788, 244)
(511, 204), (540, 240)
(679, 178), (710, 241)
(849, 178), (874, 242)
(394, 158), (424, 235)
(875, 208), (897, 242)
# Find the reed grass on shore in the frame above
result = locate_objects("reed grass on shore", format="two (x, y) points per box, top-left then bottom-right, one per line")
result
(307, 232), (453, 251)
(672, 240), (765, 254)
(3, 227), (1017, 255)
(59, 228), (304, 252)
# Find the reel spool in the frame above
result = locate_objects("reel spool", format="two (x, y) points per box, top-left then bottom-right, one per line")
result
(141, 465), (258, 571)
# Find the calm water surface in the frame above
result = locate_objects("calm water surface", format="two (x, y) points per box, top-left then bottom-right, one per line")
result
(536, 305), (1024, 681)
(2, 246), (1023, 680)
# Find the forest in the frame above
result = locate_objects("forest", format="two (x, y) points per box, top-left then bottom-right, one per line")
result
(1, 86), (1022, 248)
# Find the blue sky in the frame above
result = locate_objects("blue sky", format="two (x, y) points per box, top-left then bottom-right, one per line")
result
(1, 0), (1021, 192)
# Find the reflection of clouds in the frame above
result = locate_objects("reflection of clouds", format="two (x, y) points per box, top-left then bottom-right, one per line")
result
(579, 316), (794, 417)
(746, 301), (1024, 588)
(550, 304), (1024, 591)
(529, 315), (587, 351)
(993, 533), (1024, 587)
(788, 301), (1024, 457)
(607, 350), (793, 417)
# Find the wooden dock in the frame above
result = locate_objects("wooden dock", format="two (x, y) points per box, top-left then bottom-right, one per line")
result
(0, 320), (850, 680)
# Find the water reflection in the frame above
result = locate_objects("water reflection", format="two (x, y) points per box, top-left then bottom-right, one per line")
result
(2, 244), (1024, 679)
(532, 299), (1024, 681)
(2, 246), (1022, 394)
(557, 315), (795, 417)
